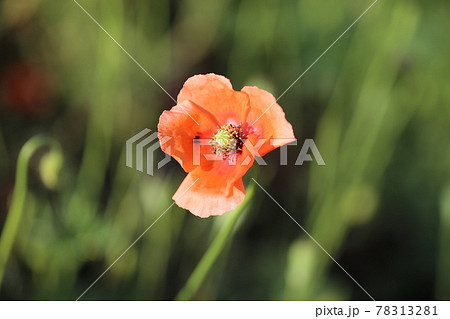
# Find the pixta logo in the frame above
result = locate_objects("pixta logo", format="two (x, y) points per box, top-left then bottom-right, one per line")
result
(126, 129), (325, 176)
(126, 128), (171, 176)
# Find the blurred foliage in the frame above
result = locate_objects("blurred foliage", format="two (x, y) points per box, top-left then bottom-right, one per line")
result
(0, 0), (449, 300)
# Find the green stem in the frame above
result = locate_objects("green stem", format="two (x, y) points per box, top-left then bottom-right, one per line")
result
(175, 178), (256, 301)
(0, 134), (62, 289)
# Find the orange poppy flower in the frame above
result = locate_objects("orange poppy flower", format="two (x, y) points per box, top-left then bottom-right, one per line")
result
(158, 74), (295, 218)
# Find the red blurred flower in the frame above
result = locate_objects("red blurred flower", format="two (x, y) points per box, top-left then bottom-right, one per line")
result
(158, 74), (295, 218)
(0, 62), (53, 115)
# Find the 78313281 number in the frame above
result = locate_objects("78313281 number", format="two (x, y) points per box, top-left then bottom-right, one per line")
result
(376, 306), (438, 316)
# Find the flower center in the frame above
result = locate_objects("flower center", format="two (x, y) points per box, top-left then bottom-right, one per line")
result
(210, 124), (243, 158)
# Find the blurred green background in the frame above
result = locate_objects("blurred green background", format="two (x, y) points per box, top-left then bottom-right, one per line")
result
(0, 0), (449, 300)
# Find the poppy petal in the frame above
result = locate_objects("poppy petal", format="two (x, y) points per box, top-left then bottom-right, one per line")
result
(173, 139), (255, 217)
(242, 86), (296, 156)
(173, 172), (245, 218)
(158, 100), (218, 172)
(178, 74), (250, 125)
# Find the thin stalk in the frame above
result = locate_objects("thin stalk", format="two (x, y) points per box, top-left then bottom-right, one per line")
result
(175, 178), (256, 301)
(0, 134), (62, 289)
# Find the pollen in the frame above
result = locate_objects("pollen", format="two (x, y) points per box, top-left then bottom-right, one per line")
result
(210, 124), (244, 159)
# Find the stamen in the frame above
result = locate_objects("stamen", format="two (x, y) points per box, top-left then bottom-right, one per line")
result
(210, 124), (244, 159)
